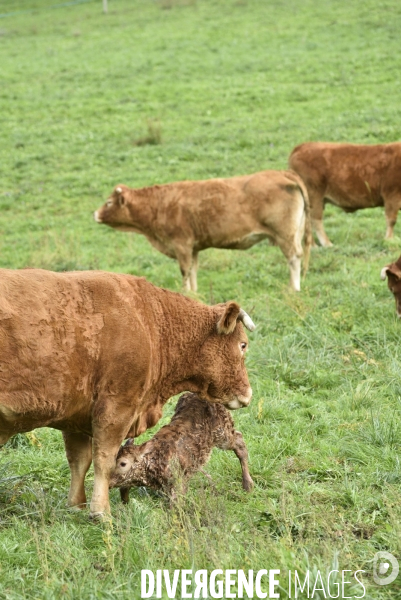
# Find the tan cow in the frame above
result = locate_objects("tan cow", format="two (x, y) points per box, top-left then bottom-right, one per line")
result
(94, 170), (312, 292)
(0, 268), (254, 518)
(289, 142), (401, 247)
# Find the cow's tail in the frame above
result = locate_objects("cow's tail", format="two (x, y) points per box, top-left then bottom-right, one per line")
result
(287, 170), (312, 275)
(299, 177), (312, 275)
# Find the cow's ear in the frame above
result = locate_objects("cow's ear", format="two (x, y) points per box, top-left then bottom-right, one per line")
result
(217, 301), (241, 335)
(381, 264), (401, 280)
(115, 186), (126, 206)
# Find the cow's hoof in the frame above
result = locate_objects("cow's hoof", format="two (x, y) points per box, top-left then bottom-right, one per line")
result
(89, 511), (109, 522)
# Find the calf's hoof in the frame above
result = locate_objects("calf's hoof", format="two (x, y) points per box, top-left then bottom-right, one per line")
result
(243, 478), (254, 492)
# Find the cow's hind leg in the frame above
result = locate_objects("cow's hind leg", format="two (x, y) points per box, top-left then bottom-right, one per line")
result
(189, 252), (199, 292)
(62, 431), (92, 509)
(275, 235), (303, 292)
(309, 190), (333, 247)
(384, 195), (401, 239)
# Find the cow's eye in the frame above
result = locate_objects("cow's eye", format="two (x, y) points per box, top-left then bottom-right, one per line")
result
(106, 200), (113, 207)
(120, 461), (127, 467)
(240, 342), (247, 352)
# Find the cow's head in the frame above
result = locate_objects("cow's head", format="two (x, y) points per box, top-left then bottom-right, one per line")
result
(94, 185), (137, 231)
(381, 256), (401, 317)
(195, 302), (255, 410)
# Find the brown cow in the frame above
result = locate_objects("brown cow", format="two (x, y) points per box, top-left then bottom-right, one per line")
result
(94, 170), (312, 292)
(289, 142), (401, 247)
(0, 268), (255, 518)
(381, 255), (401, 317)
(109, 392), (253, 503)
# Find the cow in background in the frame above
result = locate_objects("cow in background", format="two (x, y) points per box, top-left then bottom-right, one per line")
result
(94, 170), (312, 292)
(289, 142), (401, 247)
(381, 255), (401, 317)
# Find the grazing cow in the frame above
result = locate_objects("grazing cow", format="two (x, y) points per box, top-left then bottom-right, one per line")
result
(289, 142), (401, 247)
(109, 392), (254, 503)
(381, 255), (401, 317)
(0, 268), (255, 518)
(94, 170), (312, 292)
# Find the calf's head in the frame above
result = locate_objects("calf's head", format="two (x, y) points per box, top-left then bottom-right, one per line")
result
(381, 256), (401, 317)
(109, 440), (140, 489)
(196, 302), (255, 410)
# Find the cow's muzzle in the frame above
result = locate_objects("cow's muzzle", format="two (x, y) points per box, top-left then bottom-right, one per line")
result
(225, 387), (252, 410)
(94, 210), (103, 223)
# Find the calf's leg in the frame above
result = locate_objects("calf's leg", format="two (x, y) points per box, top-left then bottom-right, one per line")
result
(62, 431), (92, 508)
(120, 487), (130, 504)
(232, 431), (254, 492)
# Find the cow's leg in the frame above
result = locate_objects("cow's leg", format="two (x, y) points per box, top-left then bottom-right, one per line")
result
(309, 191), (333, 247)
(90, 422), (132, 518)
(288, 255), (302, 292)
(189, 252), (198, 292)
(176, 248), (194, 291)
(274, 236), (303, 292)
(62, 431), (92, 508)
(231, 432), (253, 492)
(384, 196), (401, 239)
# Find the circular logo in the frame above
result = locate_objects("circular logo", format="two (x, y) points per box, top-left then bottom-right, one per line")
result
(373, 552), (399, 586)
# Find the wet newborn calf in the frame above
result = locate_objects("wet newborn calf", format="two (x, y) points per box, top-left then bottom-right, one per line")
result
(109, 392), (253, 502)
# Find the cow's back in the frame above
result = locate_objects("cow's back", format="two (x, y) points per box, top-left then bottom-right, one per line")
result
(0, 269), (153, 434)
(290, 142), (401, 198)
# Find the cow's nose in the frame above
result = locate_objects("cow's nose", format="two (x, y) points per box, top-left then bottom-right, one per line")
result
(94, 210), (102, 223)
(226, 387), (252, 410)
(239, 386), (252, 407)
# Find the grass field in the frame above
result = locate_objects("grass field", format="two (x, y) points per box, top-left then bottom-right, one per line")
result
(1, 0), (401, 598)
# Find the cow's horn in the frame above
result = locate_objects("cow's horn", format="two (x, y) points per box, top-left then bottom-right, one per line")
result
(124, 438), (134, 447)
(116, 186), (122, 193)
(239, 308), (256, 331)
(380, 266), (389, 280)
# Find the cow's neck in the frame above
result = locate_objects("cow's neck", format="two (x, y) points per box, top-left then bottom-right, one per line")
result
(148, 293), (216, 400)
(126, 187), (162, 236)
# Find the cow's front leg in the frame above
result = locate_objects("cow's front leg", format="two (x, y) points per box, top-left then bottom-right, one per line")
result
(176, 248), (194, 291)
(62, 431), (92, 508)
(90, 425), (129, 519)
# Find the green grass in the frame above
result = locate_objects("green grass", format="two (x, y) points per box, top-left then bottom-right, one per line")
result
(1, 0), (401, 597)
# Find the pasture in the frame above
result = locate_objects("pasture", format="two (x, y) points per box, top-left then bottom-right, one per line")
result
(1, 0), (401, 597)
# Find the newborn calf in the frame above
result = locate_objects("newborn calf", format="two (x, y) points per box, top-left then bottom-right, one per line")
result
(109, 392), (253, 502)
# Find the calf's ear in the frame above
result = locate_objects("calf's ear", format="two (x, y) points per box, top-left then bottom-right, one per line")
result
(217, 301), (241, 335)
